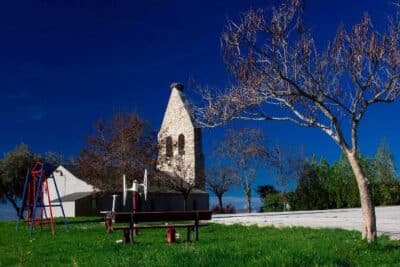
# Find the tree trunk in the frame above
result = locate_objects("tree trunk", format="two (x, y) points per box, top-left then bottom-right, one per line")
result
(245, 188), (252, 213)
(345, 151), (377, 243)
(281, 190), (287, 211)
(217, 195), (224, 212)
(5, 195), (23, 219)
(183, 197), (188, 211)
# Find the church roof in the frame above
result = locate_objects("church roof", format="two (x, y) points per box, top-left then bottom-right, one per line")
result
(159, 83), (200, 131)
(179, 91), (199, 128)
(52, 191), (93, 202)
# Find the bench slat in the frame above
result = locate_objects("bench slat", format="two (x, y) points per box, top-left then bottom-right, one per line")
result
(114, 211), (212, 223)
(112, 223), (208, 230)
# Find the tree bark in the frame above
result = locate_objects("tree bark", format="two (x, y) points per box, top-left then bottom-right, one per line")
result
(183, 196), (188, 211)
(245, 188), (252, 213)
(345, 151), (377, 243)
(217, 195), (224, 212)
(5, 194), (23, 219)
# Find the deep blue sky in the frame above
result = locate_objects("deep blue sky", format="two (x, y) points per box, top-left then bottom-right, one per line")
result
(1, 1), (399, 203)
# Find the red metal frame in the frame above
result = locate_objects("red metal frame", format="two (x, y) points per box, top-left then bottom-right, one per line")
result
(25, 162), (55, 234)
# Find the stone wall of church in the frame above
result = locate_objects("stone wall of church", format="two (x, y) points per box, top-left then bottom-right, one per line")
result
(157, 84), (205, 189)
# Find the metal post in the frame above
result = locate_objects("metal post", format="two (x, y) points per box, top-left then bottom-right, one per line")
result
(51, 174), (68, 230)
(195, 212), (199, 241)
(112, 194), (118, 213)
(29, 168), (44, 236)
(131, 180), (139, 212)
(16, 169), (30, 231)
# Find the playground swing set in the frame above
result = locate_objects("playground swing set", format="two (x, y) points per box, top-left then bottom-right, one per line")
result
(15, 163), (211, 244)
(16, 161), (68, 236)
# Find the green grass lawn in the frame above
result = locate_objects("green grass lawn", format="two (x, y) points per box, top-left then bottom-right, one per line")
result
(1, 218), (399, 267)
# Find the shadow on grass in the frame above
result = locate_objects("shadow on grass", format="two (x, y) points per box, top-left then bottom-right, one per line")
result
(55, 217), (103, 225)
(370, 241), (400, 252)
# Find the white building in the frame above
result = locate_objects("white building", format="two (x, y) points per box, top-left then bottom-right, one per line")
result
(44, 82), (209, 217)
(44, 165), (97, 217)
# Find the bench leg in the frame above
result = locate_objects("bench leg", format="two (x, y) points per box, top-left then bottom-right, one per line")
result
(105, 217), (113, 233)
(123, 228), (132, 244)
(195, 226), (199, 241)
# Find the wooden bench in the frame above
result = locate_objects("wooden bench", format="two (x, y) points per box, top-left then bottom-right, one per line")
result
(104, 211), (212, 243)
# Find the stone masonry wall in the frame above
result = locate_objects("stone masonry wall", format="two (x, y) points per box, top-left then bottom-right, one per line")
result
(157, 85), (204, 189)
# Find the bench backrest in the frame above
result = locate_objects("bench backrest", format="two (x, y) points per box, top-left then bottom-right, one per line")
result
(114, 211), (212, 223)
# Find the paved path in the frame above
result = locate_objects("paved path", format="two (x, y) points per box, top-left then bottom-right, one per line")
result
(212, 206), (400, 239)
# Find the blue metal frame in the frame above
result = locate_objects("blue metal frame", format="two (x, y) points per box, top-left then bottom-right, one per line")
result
(16, 163), (69, 236)
(15, 169), (30, 231)
(49, 170), (68, 230)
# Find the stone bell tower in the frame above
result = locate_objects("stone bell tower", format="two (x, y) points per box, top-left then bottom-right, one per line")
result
(157, 83), (205, 189)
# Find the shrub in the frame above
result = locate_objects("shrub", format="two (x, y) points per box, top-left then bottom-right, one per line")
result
(262, 193), (282, 212)
(211, 204), (236, 214)
(224, 204), (236, 214)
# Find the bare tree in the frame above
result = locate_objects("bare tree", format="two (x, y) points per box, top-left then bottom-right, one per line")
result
(156, 125), (208, 211)
(196, 0), (400, 242)
(206, 164), (236, 211)
(77, 112), (157, 192)
(216, 128), (268, 213)
(157, 157), (197, 211)
(270, 145), (304, 210)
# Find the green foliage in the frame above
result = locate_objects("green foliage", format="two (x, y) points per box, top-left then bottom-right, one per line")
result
(374, 139), (397, 184)
(256, 184), (278, 200)
(371, 140), (400, 206)
(327, 155), (362, 208)
(0, 144), (38, 212)
(262, 193), (282, 212)
(283, 141), (400, 211)
(42, 151), (66, 169)
(292, 158), (330, 210)
(1, 219), (399, 266)
(0, 144), (37, 188)
(0, 143), (65, 215)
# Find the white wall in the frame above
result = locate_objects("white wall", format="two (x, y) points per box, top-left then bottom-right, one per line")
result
(48, 201), (75, 218)
(42, 165), (95, 217)
(157, 87), (196, 183)
(47, 165), (96, 201)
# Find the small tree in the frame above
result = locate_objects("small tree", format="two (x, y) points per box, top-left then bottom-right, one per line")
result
(256, 184), (278, 200)
(206, 165), (236, 211)
(374, 139), (398, 184)
(295, 158), (330, 210)
(270, 145), (304, 210)
(157, 157), (197, 211)
(196, 0), (400, 242)
(328, 155), (364, 208)
(43, 151), (66, 168)
(216, 128), (268, 213)
(372, 139), (400, 205)
(77, 112), (157, 192)
(0, 144), (64, 217)
(0, 144), (38, 217)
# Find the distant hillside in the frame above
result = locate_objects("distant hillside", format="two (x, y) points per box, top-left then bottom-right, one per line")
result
(209, 196), (262, 212)
(0, 203), (17, 221)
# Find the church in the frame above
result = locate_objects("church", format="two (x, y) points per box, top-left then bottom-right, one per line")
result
(157, 82), (205, 189)
(47, 83), (209, 217)
(153, 82), (208, 210)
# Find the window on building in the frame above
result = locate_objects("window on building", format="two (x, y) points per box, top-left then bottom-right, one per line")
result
(178, 134), (185, 155)
(166, 136), (173, 157)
